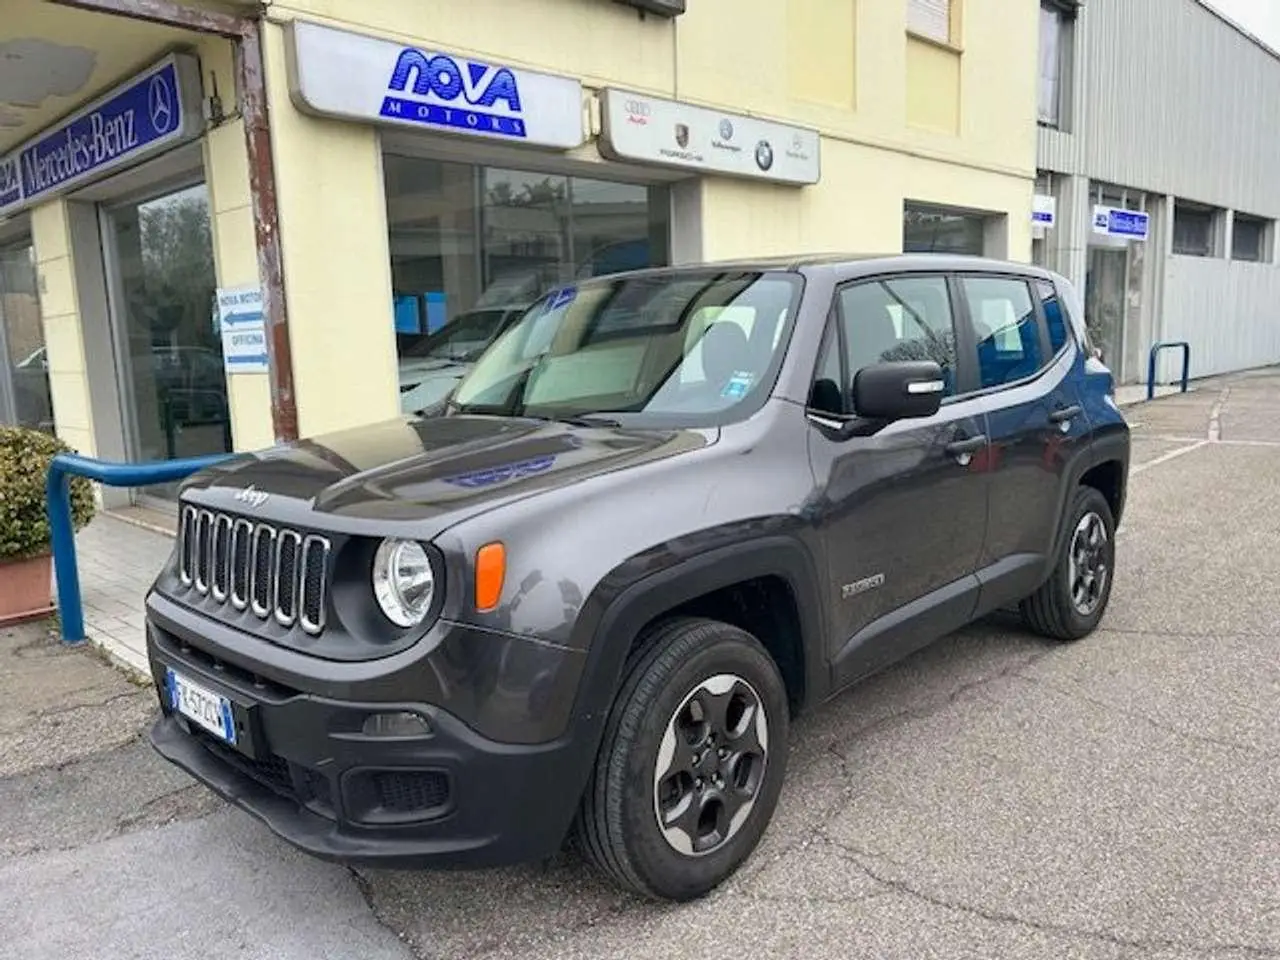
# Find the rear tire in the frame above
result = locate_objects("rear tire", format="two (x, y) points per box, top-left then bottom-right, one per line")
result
(1021, 485), (1116, 641)
(577, 617), (789, 901)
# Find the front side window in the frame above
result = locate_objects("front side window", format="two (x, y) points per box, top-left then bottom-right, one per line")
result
(837, 275), (959, 401)
(450, 270), (802, 424)
(962, 276), (1044, 388)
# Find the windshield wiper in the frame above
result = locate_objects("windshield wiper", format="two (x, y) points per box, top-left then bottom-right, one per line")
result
(547, 413), (625, 428)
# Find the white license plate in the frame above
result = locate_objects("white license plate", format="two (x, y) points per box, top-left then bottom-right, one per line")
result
(167, 669), (237, 745)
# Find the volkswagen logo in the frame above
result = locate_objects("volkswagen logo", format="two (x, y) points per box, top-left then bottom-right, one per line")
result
(234, 485), (269, 509)
(754, 139), (774, 171)
(149, 76), (175, 133)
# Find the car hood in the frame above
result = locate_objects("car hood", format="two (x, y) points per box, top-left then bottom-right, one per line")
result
(398, 357), (473, 382)
(184, 414), (712, 533)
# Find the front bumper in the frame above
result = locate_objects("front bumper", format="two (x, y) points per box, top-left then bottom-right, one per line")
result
(145, 598), (594, 869)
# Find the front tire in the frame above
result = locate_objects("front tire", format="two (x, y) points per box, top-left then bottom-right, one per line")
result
(577, 617), (789, 901)
(1021, 485), (1116, 641)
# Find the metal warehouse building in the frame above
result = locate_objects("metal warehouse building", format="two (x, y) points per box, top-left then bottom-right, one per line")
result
(1033, 0), (1280, 386)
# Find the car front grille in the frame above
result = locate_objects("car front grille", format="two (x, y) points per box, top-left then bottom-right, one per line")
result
(178, 504), (330, 635)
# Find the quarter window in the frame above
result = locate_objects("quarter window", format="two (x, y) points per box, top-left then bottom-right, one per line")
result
(1035, 278), (1069, 355)
(961, 277), (1044, 388)
(837, 276), (959, 401)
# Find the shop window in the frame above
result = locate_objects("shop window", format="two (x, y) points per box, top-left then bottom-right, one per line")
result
(907, 0), (953, 44)
(1232, 215), (1270, 263)
(1172, 201), (1218, 258)
(903, 202), (987, 256)
(384, 154), (671, 413)
(0, 242), (54, 432)
(960, 276), (1044, 388)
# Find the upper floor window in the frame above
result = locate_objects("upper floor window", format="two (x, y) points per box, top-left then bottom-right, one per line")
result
(961, 276), (1044, 388)
(1172, 201), (1219, 258)
(1232, 215), (1271, 263)
(907, 0), (953, 45)
(1038, 3), (1064, 126)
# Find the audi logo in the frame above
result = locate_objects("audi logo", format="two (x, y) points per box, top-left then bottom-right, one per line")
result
(625, 99), (652, 117)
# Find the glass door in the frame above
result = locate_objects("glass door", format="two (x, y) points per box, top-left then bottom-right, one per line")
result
(0, 241), (54, 432)
(1085, 246), (1128, 379)
(102, 181), (229, 503)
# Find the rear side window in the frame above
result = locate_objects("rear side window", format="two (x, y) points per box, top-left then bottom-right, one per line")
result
(960, 276), (1044, 389)
(1035, 278), (1069, 355)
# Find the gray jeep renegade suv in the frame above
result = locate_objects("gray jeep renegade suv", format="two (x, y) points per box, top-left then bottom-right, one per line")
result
(146, 255), (1130, 901)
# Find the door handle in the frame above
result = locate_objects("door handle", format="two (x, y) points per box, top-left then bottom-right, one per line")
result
(1048, 404), (1082, 424)
(944, 434), (987, 456)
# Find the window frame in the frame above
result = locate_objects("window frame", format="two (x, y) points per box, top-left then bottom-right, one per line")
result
(950, 271), (1057, 398)
(806, 271), (981, 421)
(906, 0), (959, 48)
(1171, 201), (1219, 259)
(1231, 214), (1270, 264)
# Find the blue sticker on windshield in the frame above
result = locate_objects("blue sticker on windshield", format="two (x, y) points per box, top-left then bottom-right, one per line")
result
(721, 371), (755, 399)
(548, 286), (577, 310)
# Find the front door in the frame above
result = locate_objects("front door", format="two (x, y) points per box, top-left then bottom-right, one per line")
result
(806, 273), (991, 687)
(1085, 246), (1127, 378)
(102, 181), (229, 503)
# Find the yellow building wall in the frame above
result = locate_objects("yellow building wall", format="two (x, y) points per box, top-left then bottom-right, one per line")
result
(260, 19), (400, 438)
(254, 0), (1038, 433)
(197, 34), (278, 453)
(29, 200), (96, 458)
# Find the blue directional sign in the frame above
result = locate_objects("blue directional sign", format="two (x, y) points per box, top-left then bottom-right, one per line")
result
(0, 53), (202, 217)
(1092, 205), (1149, 241)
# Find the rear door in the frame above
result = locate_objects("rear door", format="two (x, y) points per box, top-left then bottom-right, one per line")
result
(953, 271), (1091, 611)
(806, 272), (992, 687)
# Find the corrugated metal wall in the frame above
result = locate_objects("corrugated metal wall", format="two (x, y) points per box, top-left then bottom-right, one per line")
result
(1039, 0), (1280, 217)
(1161, 259), (1280, 380)
(1039, 0), (1280, 383)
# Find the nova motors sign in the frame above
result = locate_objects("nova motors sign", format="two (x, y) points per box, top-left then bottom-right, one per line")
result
(0, 53), (203, 218)
(285, 21), (585, 149)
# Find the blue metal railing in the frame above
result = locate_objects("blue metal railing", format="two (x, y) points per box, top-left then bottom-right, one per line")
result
(1147, 341), (1191, 401)
(46, 452), (233, 644)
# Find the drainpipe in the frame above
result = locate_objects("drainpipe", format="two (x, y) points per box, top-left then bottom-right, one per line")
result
(48, 0), (299, 444)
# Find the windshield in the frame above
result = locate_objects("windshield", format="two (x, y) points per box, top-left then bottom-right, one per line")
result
(449, 269), (802, 424)
(401, 308), (521, 362)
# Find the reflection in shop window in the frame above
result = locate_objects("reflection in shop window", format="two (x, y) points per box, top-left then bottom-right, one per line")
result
(384, 153), (671, 414)
(903, 202), (987, 255)
(0, 243), (54, 432)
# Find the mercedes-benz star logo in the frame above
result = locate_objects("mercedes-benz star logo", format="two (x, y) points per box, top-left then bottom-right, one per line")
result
(234, 485), (269, 509)
(149, 76), (175, 133)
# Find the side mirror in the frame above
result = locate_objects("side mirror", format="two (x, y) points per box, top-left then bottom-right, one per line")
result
(852, 360), (946, 421)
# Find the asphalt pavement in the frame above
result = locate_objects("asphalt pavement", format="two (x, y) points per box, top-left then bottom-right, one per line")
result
(2, 369), (1278, 960)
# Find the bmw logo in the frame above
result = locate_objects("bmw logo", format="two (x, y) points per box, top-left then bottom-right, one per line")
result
(754, 139), (774, 171)
(719, 118), (734, 141)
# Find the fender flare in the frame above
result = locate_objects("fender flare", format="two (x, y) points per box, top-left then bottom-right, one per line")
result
(553, 534), (828, 807)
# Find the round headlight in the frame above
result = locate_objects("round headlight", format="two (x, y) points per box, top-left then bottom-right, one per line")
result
(372, 539), (435, 627)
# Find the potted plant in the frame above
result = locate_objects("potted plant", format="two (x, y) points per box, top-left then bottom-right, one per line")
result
(0, 426), (96, 626)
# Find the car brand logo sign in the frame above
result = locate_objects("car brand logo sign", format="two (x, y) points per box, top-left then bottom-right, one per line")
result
(234, 485), (269, 509)
(754, 139), (774, 171)
(674, 123), (689, 148)
(148, 75), (175, 133)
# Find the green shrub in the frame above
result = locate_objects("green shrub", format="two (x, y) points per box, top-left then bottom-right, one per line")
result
(0, 427), (96, 562)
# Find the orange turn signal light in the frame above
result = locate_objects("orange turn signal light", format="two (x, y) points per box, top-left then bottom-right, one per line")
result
(475, 542), (506, 612)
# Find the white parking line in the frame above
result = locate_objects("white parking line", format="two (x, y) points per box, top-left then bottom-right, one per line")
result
(1131, 440), (1209, 475)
